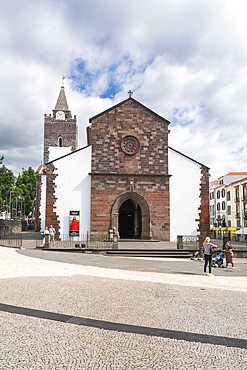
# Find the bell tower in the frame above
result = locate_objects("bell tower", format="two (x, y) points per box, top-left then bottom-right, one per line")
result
(43, 85), (78, 164)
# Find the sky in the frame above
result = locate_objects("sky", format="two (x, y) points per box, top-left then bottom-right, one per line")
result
(1, 0), (247, 180)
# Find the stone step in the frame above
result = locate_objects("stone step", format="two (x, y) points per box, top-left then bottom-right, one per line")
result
(118, 239), (160, 242)
(104, 249), (193, 258)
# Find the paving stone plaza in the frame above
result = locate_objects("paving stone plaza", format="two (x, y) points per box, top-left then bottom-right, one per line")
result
(0, 244), (247, 369)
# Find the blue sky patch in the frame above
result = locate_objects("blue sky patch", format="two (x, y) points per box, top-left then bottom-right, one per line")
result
(231, 147), (244, 156)
(170, 107), (194, 127)
(69, 56), (153, 99)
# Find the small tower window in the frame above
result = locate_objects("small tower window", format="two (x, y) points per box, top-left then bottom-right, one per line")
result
(58, 137), (63, 147)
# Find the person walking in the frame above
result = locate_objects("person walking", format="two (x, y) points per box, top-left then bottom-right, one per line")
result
(49, 225), (56, 246)
(203, 237), (217, 276)
(222, 241), (235, 269)
(41, 226), (49, 246)
(109, 227), (113, 240)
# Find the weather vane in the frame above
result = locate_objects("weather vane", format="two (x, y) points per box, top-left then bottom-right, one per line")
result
(128, 90), (133, 98)
(61, 75), (65, 86)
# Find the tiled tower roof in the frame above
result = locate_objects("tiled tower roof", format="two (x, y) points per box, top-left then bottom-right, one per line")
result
(54, 86), (69, 111)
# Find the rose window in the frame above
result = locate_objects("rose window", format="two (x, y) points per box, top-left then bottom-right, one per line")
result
(121, 136), (139, 155)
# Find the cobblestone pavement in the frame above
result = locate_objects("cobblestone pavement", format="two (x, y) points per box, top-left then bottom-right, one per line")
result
(0, 246), (247, 369)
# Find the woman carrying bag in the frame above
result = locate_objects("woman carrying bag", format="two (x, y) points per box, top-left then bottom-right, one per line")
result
(203, 237), (217, 276)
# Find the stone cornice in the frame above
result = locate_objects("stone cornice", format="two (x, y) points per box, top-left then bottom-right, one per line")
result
(89, 172), (171, 178)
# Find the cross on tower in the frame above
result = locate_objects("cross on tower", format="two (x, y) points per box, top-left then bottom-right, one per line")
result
(128, 90), (133, 98)
(61, 75), (65, 86)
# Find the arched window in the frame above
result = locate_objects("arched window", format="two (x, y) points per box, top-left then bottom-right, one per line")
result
(58, 137), (63, 147)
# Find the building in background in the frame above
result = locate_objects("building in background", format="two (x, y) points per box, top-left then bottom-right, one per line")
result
(35, 86), (210, 241)
(210, 173), (247, 240)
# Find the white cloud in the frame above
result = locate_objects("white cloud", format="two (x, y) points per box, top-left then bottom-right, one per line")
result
(0, 0), (247, 180)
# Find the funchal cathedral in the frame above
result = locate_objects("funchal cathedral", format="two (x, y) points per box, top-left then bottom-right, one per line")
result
(35, 85), (210, 241)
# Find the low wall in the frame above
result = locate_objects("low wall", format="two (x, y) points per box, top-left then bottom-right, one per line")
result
(0, 220), (22, 236)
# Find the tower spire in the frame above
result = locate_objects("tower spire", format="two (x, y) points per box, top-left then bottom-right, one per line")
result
(54, 85), (69, 111)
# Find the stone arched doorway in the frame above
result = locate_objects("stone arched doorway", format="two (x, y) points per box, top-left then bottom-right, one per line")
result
(119, 199), (142, 239)
(111, 191), (151, 240)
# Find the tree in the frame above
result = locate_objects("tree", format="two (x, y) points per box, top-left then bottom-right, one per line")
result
(0, 157), (36, 218)
(15, 167), (36, 217)
(0, 155), (15, 212)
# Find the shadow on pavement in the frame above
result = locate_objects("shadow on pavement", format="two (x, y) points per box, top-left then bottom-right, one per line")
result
(0, 302), (246, 349)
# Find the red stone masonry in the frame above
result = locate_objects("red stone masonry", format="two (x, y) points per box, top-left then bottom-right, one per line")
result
(35, 174), (42, 232)
(45, 163), (60, 239)
(44, 112), (78, 164)
(198, 166), (210, 237)
(90, 175), (170, 240)
(89, 98), (171, 240)
(90, 98), (169, 175)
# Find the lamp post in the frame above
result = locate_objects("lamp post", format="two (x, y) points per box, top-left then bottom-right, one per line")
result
(216, 216), (222, 239)
(242, 210), (247, 242)
(9, 191), (11, 220)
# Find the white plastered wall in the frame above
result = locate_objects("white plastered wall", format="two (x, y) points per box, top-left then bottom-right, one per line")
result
(168, 148), (201, 241)
(50, 146), (91, 237)
(48, 147), (72, 162)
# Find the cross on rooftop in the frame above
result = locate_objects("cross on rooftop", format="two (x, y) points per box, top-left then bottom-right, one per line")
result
(61, 75), (65, 86)
(128, 90), (133, 98)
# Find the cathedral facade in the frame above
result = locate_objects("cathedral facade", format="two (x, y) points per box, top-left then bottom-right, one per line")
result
(35, 86), (210, 241)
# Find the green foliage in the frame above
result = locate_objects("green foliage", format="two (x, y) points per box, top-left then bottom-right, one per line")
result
(0, 156), (36, 217)
(15, 167), (36, 216)
(0, 155), (15, 212)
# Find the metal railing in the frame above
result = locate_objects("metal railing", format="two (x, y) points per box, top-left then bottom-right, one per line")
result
(36, 233), (116, 250)
(210, 238), (247, 251)
(227, 240), (247, 250)
(0, 233), (22, 248)
(177, 235), (199, 250)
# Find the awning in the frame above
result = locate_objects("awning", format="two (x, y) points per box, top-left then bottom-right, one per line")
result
(211, 227), (237, 231)
(234, 228), (247, 235)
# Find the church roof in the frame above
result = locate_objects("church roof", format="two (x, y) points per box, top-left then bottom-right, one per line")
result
(54, 86), (69, 111)
(89, 97), (170, 124)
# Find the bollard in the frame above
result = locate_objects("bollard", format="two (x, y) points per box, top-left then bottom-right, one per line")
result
(177, 235), (183, 249)
(44, 234), (50, 248)
(113, 234), (118, 250)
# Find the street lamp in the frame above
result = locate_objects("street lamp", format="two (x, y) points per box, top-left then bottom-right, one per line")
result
(9, 190), (11, 220)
